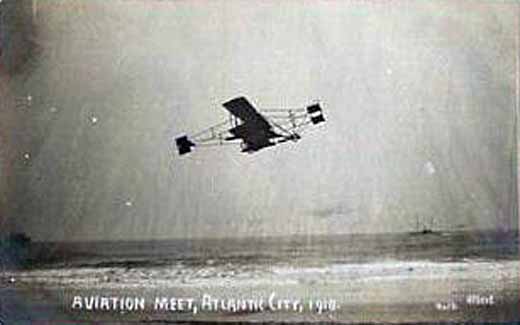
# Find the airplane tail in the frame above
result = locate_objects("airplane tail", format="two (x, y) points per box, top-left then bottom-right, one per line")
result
(307, 103), (325, 124)
(175, 135), (196, 155)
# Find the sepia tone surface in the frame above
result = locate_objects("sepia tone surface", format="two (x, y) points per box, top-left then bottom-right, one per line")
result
(0, 0), (518, 324)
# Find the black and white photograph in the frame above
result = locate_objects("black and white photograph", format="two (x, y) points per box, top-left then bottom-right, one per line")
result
(0, 0), (519, 323)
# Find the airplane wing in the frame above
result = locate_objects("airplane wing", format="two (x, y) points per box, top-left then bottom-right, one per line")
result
(228, 122), (279, 152)
(222, 96), (270, 127)
(223, 97), (284, 152)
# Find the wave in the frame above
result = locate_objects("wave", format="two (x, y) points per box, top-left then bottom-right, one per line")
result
(3, 258), (519, 290)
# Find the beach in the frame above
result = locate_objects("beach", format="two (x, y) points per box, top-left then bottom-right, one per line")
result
(1, 230), (519, 323)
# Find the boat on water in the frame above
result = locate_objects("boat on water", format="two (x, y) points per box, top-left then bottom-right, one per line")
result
(409, 215), (440, 236)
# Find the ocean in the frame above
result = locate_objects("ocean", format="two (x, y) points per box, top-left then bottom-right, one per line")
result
(1, 230), (519, 323)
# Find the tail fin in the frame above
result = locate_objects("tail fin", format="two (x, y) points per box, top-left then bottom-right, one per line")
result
(175, 135), (196, 155)
(307, 103), (325, 124)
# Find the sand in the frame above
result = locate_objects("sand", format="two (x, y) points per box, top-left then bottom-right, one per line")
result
(2, 267), (519, 324)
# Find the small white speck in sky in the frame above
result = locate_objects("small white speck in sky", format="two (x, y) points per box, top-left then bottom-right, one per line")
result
(425, 161), (436, 175)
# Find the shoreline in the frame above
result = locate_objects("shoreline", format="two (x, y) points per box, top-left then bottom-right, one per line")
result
(2, 270), (518, 324)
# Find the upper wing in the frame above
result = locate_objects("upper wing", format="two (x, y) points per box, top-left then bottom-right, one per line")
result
(222, 97), (270, 127)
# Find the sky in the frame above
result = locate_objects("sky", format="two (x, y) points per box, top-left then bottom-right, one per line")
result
(0, 0), (518, 241)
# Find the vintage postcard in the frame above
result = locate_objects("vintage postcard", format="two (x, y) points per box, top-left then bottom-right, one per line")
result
(0, 0), (518, 324)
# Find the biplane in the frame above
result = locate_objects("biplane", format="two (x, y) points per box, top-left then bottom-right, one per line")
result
(175, 96), (325, 155)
